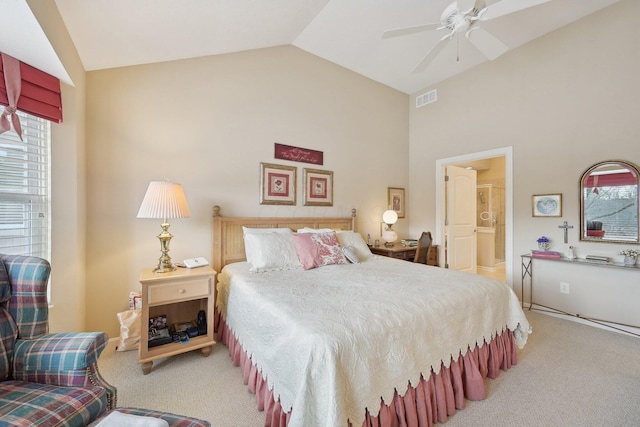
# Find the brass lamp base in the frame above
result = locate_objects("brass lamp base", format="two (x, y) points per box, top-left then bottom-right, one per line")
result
(153, 221), (176, 273)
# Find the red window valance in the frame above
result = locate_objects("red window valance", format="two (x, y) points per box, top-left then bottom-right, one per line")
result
(0, 52), (63, 132)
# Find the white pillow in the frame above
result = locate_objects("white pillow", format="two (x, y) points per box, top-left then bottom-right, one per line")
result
(243, 233), (302, 273)
(242, 226), (293, 264)
(336, 231), (373, 261)
(296, 227), (336, 234)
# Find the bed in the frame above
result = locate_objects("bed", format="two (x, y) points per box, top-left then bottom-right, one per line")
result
(212, 206), (530, 427)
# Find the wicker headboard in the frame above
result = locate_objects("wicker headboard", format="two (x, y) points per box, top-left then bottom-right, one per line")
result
(211, 205), (356, 274)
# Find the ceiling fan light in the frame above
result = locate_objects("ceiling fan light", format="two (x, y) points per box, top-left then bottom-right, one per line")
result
(454, 19), (471, 33)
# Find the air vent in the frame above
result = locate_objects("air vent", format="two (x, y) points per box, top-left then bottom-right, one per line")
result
(416, 89), (437, 108)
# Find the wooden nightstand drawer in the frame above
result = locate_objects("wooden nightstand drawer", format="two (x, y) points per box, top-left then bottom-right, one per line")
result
(148, 279), (209, 305)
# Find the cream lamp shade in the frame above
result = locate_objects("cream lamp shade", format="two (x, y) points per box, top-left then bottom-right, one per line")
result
(137, 181), (191, 220)
(382, 209), (398, 247)
(137, 181), (191, 273)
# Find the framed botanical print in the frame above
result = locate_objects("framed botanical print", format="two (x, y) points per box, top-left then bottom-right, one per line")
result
(387, 187), (405, 218)
(303, 168), (333, 206)
(260, 162), (296, 205)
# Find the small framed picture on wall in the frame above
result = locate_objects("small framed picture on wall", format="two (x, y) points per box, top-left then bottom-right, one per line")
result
(532, 193), (562, 217)
(260, 163), (296, 205)
(303, 168), (333, 206)
(387, 187), (405, 218)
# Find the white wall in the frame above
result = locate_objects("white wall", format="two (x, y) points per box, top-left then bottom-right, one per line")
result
(84, 46), (409, 336)
(408, 0), (640, 330)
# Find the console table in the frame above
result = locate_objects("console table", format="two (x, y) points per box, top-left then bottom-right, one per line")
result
(521, 254), (639, 337)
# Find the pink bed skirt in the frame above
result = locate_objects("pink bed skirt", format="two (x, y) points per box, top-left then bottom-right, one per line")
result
(216, 313), (518, 427)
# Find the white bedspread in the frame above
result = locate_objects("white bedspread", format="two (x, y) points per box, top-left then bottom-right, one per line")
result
(216, 257), (530, 427)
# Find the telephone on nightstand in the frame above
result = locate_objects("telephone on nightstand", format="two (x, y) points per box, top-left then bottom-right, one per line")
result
(177, 257), (209, 268)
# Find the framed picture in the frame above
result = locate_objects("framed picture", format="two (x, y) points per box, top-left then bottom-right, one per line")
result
(303, 168), (333, 206)
(387, 187), (405, 218)
(532, 193), (562, 217)
(260, 162), (296, 205)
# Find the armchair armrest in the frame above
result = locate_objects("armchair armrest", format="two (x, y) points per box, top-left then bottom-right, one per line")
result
(11, 331), (117, 409)
(13, 332), (108, 374)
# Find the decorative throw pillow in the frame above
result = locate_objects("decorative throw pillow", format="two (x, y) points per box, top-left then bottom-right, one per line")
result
(342, 246), (360, 264)
(336, 231), (373, 261)
(293, 232), (348, 270)
(244, 233), (302, 273)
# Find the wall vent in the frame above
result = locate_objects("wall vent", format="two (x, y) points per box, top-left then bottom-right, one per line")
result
(416, 89), (437, 108)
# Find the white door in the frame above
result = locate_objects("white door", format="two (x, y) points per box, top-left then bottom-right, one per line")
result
(446, 165), (477, 272)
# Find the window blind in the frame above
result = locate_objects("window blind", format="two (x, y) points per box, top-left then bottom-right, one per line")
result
(0, 111), (50, 258)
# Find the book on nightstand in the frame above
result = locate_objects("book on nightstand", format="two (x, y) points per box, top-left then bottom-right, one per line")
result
(531, 250), (562, 259)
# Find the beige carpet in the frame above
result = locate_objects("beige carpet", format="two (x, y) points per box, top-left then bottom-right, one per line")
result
(97, 311), (640, 426)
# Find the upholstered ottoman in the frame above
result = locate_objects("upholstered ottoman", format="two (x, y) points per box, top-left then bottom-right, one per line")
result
(89, 407), (210, 427)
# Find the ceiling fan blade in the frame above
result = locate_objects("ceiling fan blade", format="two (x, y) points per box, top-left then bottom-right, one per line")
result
(479, 0), (551, 21)
(413, 35), (451, 73)
(457, 0), (480, 15)
(466, 27), (508, 60)
(382, 22), (442, 39)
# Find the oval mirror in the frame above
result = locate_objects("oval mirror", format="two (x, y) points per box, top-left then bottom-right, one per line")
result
(580, 160), (640, 243)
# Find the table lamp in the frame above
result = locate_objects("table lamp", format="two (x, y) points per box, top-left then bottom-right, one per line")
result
(137, 181), (191, 273)
(382, 209), (398, 247)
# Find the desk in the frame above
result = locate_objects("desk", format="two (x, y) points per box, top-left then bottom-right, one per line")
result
(370, 243), (439, 266)
(521, 254), (639, 337)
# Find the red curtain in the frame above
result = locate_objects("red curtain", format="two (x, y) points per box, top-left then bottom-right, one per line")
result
(0, 52), (63, 124)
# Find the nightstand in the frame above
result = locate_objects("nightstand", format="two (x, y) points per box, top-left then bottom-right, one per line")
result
(138, 266), (216, 374)
(370, 243), (439, 266)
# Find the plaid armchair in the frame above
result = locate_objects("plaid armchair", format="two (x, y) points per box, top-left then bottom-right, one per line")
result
(0, 254), (117, 426)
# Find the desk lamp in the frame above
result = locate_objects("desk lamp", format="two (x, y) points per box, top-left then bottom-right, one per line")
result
(382, 209), (398, 247)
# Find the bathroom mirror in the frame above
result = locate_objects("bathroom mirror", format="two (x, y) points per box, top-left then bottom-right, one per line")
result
(580, 160), (639, 243)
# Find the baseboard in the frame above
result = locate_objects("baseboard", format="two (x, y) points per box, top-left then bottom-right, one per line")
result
(102, 337), (120, 356)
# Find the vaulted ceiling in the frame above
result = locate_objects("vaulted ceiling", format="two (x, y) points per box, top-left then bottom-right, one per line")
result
(3, 0), (621, 94)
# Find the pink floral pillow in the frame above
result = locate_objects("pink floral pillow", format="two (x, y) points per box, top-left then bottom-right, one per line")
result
(293, 232), (348, 270)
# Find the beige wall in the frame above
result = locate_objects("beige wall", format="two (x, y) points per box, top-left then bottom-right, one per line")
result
(84, 46), (409, 336)
(28, 1), (87, 332)
(408, 0), (640, 330)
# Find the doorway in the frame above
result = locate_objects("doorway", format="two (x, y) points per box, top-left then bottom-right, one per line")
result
(435, 147), (513, 285)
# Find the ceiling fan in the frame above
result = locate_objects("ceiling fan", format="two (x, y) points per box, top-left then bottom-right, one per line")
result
(382, 0), (551, 72)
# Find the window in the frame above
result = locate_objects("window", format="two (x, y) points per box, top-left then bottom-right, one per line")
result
(0, 111), (50, 258)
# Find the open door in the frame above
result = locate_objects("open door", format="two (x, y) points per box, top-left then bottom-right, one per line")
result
(445, 165), (477, 272)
